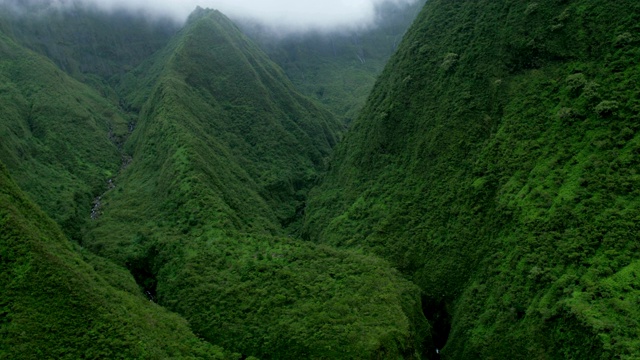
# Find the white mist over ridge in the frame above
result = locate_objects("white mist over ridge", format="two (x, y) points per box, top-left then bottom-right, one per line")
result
(12, 0), (419, 32)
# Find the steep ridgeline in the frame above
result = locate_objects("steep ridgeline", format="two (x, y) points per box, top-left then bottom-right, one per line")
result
(0, 162), (236, 359)
(90, 7), (344, 254)
(305, 0), (640, 358)
(86, 9), (428, 359)
(0, 29), (127, 241)
(244, 0), (425, 124)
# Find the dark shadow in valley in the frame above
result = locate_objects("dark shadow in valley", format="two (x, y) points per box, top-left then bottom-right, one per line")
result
(422, 296), (452, 359)
(126, 241), (159, 301)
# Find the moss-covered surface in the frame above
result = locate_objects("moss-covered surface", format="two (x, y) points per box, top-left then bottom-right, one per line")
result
(157, 230), (427, 359)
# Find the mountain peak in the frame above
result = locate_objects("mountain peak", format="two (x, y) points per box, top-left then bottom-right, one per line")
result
(187, 6), (224, 25)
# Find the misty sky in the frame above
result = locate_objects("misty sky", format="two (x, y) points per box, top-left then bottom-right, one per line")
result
(60, 0), (418, 31)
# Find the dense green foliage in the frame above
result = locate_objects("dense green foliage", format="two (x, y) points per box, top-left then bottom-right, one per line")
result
(244, 1), (424, 123)
(0, 4), (430, 358)
(160, 230), (427, 359)
(87, 8), (343, 258)
(0, 29), (125, 241)
(0, 162), (236, 359)
(81, 9), (428, 359)
(0, 1), (177, 84)
(4, 0), (638, 357)
(305, 0), (640, 358)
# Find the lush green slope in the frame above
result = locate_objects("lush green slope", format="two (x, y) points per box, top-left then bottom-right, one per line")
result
(305, 0), (640, 358)
(84, 9), (428, 359)
(88, 8), (343, 257)
(244, 1), (425, 124)
(0, 1), (177, 86)
(0, 29), (128, 241)
(0, 161), (236, 359)
(157, 230), (427, 359)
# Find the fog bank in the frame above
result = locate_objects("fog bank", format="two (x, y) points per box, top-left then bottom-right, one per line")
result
(5, 0), (418, 32)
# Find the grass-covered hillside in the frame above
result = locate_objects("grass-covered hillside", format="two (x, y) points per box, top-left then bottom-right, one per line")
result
(305, 0), (640, 358)
(0, 161), (237, 359)
(83, 9), (428, 359)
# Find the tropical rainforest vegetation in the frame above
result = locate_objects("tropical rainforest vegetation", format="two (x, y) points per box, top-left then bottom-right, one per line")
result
(305, 0), (640, 358)
(0, 2), (425, 359)
(1, 0), (639, 359)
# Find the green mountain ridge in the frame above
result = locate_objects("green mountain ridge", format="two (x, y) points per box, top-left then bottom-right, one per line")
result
(87, 8), (344, 258)
(0, 19), (238, 358)
(305, 0), (640, 358)
(1, 0), (639, 358)
(83, 8), (428, 359)
(0, 5), (428, 359)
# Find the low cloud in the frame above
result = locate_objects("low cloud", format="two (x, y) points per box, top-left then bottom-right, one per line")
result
(9, 0), (418, 32)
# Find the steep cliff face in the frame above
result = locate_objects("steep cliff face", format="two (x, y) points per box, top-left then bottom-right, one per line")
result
(305, 0), (640, 358)
(3, 0), (638, 357)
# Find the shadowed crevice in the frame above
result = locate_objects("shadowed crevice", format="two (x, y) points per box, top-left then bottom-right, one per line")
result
(422, 297), (452, 359)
